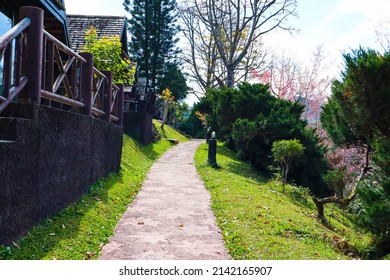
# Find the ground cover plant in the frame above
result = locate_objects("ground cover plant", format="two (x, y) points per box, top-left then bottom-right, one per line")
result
(0, 122), (187, 260)
(195, 142), (374, 259)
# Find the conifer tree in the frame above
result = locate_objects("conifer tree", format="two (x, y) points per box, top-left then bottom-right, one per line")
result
(124, 0), (180, 89)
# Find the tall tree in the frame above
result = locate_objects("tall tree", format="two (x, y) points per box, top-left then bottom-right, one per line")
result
(124, 0), (180, 89)
(180, 0), (297, 88)
(318, 48), (390, 235)
(158, 62), (189, 102)
(179, 3), (269, 93)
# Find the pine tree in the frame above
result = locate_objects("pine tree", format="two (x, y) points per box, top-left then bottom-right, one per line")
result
(321, 48), (390, 243)
(158, 62), (189, 102)
(124, 0), (179, 89)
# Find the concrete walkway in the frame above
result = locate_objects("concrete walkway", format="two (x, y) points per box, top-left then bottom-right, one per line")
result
(99, 139), (230, 260)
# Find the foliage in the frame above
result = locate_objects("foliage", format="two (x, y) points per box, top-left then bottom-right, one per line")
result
(321, 48), (390, 147)
(170, 102), (189, 128)
(158, 62), (189, 102)
(272, 139), (304, 186)
(161, 88), (175, 128)
(179, 103), (207, 139)
(358, 180), (390, 238)
(125, 0), (180, 88)
(357, 137), (390, 244)
(1, 129), (187, 260)
(82, 27), (135, 84)
(323, 169), (348, 198)
(320, 47), (390, 244)
(195, 142), (374, 259)
(196, 83), (329, 195)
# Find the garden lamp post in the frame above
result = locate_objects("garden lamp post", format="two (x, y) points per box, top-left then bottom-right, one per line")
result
(208, 131), (217, 167)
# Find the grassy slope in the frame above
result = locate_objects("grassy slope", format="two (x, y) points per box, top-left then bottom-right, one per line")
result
(1, 121), (188, 260)
(2, 121), (375, 260)
(195, 142), (373, 260)
(153, 119), (189, 142)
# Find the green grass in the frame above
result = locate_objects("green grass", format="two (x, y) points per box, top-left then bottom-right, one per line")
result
(153, 119), (189, 142)
(0, 123), (188, 260)
(195, 142), (374, 260)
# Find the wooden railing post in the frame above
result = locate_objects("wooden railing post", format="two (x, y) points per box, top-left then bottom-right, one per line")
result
(102, 71), (112, 123)
(42, 38), (53, 106)
(20, 6), (43, 103)
(117, 84), (124, 126)
(80, 52), (93, 116)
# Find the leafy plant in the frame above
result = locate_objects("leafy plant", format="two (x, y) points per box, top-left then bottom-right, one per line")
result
(195, 83), (329, 196)
(320, 48), (390, 245)
(82, 26), (136, 85)
(323, 169), (348, 198)
(0, 246), (12, 259)
(272, 139), (305, 188)
(161, 88), (175, 129)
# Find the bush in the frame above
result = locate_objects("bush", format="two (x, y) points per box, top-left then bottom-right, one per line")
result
(196, 83), (330, 196)
(323, 169), (348, 198)
(272, 139), (305, 186)
(82, 26), (135, 84)
(358, 180), (390, 238)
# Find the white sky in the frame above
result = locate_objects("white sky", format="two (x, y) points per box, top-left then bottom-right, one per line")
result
(264, 0), (389, 64)
(65, 0), (390, 103)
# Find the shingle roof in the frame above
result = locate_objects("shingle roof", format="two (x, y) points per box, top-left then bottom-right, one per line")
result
(67, 15), (128, 54)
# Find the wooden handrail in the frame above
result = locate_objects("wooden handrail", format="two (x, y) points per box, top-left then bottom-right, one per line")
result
(1, 6), (125, 125)
(0, 18), (31, 51)
(0, 76), (28, 113)
(41, 90), (86, 108)
(91, 107), (105, 117)
(43, 30), (86, 63)
(94, 68), (107, 79)
(0, 17), (31, 114)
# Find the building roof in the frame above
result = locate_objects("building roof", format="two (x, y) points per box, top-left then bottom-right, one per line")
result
(67, 14), (128, 54)
(1, 0), (70, 45)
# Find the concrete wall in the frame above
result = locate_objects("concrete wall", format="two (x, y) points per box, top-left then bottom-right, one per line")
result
(0, 103), (122, 245)
(123, 112), (152, 145)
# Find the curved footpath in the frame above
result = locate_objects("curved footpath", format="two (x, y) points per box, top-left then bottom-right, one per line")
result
(99, 139), (230, 260)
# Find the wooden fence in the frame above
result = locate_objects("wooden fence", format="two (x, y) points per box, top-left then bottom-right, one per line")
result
(0, 6), (123, 125)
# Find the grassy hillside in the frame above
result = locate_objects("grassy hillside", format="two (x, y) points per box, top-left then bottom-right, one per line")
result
(153, 119), (189, 143)
(195, 142), (374, 260)
(0, 123), (188, 260)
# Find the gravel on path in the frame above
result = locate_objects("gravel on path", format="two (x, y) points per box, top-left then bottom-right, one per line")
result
(99, 139), (230, 260)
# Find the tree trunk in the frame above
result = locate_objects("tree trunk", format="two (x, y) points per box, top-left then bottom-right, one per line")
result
(161, 99), (169, 129)
(312, 159), (370, 221)
(312, 191), (357, 220)
(226, 65), (234, 88)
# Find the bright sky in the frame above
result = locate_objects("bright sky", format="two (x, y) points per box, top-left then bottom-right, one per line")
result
(264, 0), (389, 67)
(65, 0), (389, 102)
(66, 0), (389, 65)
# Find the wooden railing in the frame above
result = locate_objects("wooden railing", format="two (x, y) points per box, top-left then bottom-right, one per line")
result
(0, 6), (124, 125)
(0, 17), (31, 113)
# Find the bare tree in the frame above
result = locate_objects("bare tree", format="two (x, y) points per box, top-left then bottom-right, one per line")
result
(184, 0), (298, 88)
(375, 18), (390, 52)
(179, 4), (221, 92)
